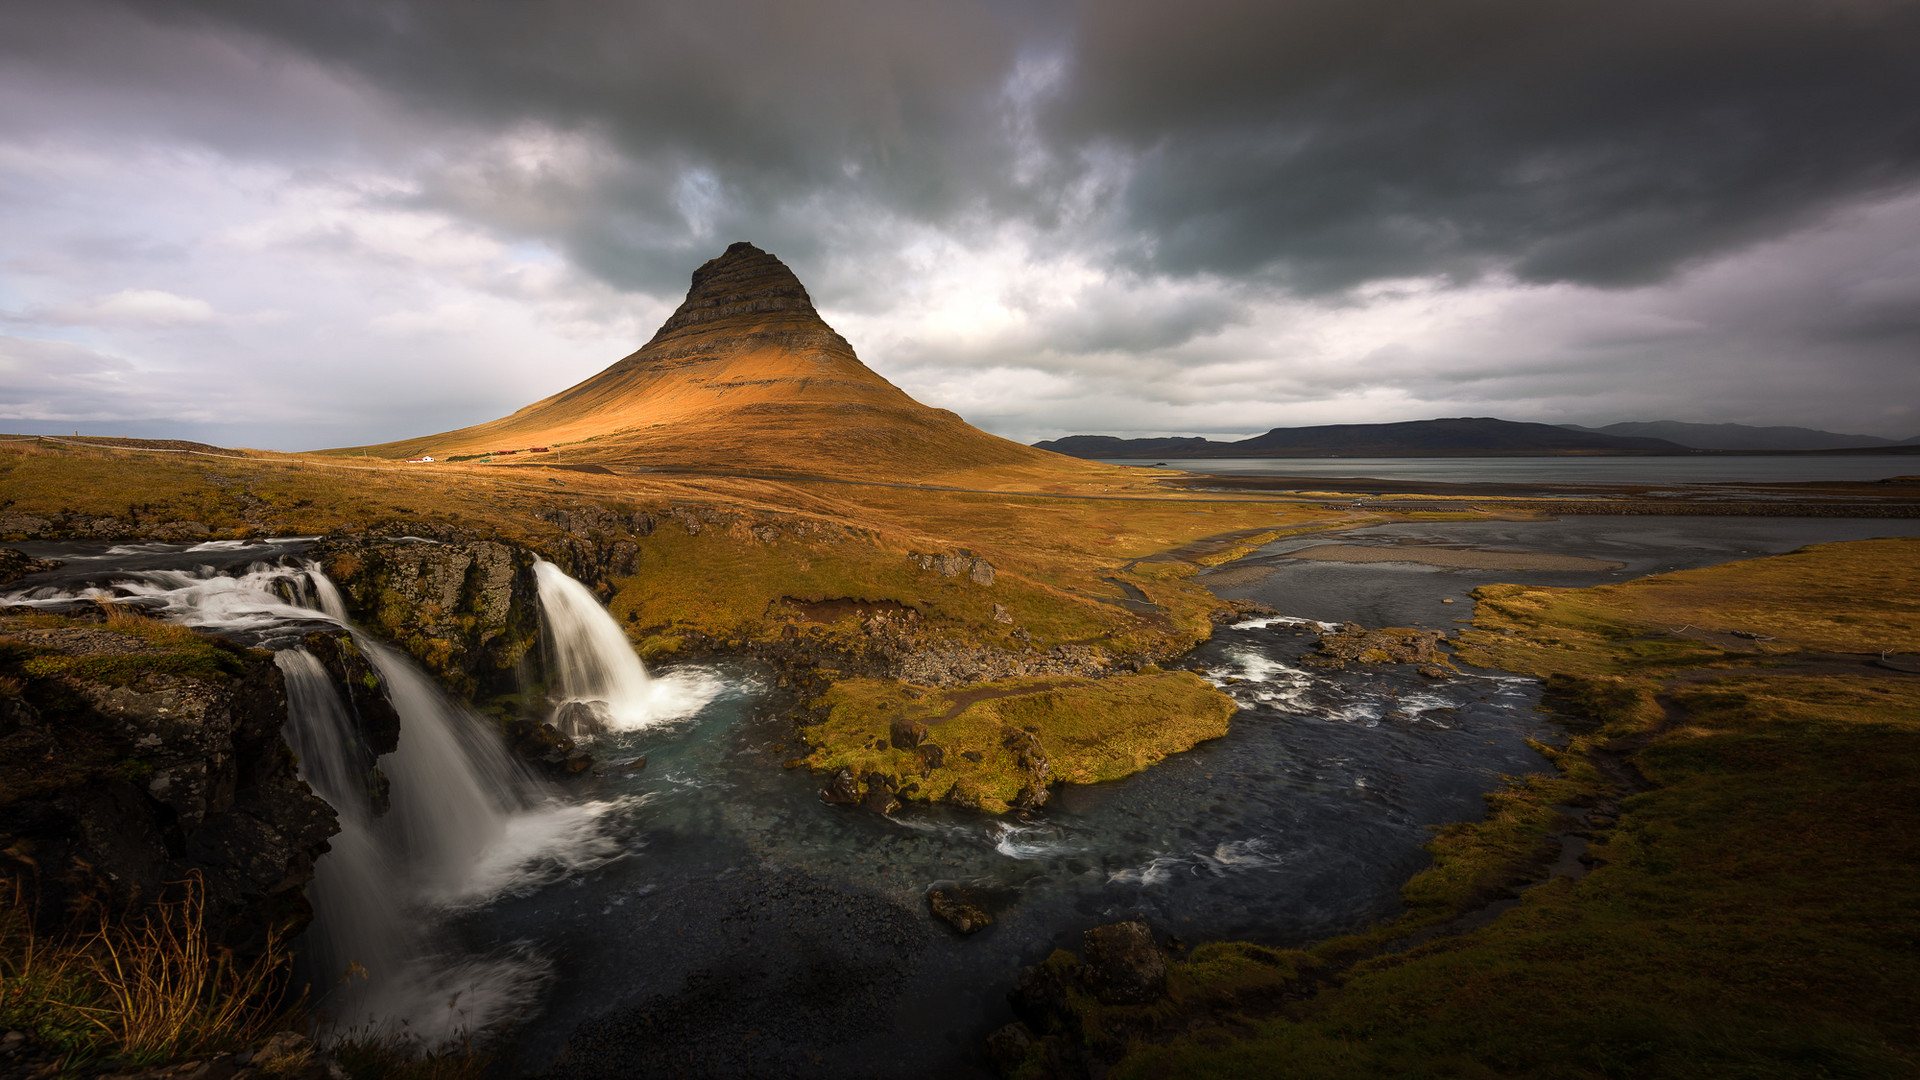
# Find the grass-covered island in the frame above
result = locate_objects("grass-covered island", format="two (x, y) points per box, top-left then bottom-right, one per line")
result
(999, 537), (1920, 1079)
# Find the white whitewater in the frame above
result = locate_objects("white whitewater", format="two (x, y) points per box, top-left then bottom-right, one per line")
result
(533, 558), (722, 731)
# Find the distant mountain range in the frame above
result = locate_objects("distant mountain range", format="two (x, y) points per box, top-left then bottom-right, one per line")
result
(1034, 417), (1920, 459)
(1034, 418), (1690, 458)
(1559, 421), (1913, 452)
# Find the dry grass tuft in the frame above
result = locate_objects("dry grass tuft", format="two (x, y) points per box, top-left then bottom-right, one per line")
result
(0, 873), (293, 1068)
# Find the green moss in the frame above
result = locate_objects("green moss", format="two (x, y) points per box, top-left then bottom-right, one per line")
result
(799, 670), (1235, 813)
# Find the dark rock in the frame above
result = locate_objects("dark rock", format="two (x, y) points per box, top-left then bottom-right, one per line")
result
(889, 716), (928, 750)
(302, 630), (401, 754)
(0, 615), (337, 956)
(821, 767), (862, 804)
(0, 547), (60, 586)
(554, 699), (613, 738)
(983, 1022), (1037, 1075)
(1081, 920), (1166, 1005)
(861, 771), (900, 815)
(1313, 623), (1455, 672)
(505, 718), (594, 776)
(1008, 951), (1083, 1037)
(1002, 727), (1052, 809)
(927, 887), (992, 934)
(917, 742), (945, 771)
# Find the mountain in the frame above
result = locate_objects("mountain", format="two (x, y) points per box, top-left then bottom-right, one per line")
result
(349, 243), (1056, 479)
(1034, 418), (1687, 458)
(1562, 421), (1901, 452)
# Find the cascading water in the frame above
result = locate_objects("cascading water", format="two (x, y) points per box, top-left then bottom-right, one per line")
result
(533, 557), (721, 733)
(10, 548), (631, 1044)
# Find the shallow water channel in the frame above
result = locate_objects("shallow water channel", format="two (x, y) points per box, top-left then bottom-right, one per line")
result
(10, 515), (1919, 1077)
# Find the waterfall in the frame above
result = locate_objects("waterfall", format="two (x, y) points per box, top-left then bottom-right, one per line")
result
(359, 639), (532, 897)
(534, 558), (660, 733)
(275, 651), (413, 1016)
(276, 645), (559, 1042)
(306, 561), (349, 621)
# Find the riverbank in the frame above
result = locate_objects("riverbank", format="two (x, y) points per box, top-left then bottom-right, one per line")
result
(1027, 536), (1920, 1079)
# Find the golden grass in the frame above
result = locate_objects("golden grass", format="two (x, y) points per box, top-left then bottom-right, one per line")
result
(0, 875), (292, 1068)
(1459, 536), (1920, 674)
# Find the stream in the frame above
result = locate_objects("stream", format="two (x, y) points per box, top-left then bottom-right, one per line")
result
(8, 514), (1919, 1076)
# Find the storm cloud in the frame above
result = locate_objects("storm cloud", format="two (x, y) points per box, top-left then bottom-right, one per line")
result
(3, 0), (1917, 447)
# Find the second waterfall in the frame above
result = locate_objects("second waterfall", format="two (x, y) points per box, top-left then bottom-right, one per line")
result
(534, 557), (721, 735)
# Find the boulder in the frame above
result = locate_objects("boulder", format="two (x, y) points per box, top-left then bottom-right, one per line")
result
(821, 767), (862, 804)
(861, 771), (900, 815)
(0, 547), (59, 586)
(1002, 727), (1052, 808)
(1313, 623), (1455, 672)
(554, 699), (613, 738)
(1081, 920), (1166, 1005)
(505, 718), (593, 776)
(927, 886), (993, 934)
(889, 716), (928, 750)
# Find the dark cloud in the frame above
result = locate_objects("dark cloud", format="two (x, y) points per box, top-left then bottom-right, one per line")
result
(18, 0), (1919, 298)
(66, 0), (1913, 297)
(1057, 0), (1920, 290)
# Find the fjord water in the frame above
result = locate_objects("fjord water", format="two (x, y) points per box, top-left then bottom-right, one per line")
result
(1113, 455), (1920, 484)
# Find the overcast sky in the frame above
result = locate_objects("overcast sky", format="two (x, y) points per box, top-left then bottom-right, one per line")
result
(3, 0), (1918, 450)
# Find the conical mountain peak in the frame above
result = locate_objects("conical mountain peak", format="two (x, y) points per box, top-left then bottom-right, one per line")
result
(356, 242), (1056, 479)
(646, 241), (821, 346)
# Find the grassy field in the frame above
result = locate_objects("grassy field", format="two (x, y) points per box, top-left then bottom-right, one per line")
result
(1085, 538), (1920, 1079)
(0, 437), (1372, 811)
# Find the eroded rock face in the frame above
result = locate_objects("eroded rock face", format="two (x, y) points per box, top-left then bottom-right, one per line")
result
(648, 241), (826, 343)
(314, 536), (541, 702)
(0, 613), (337, 954)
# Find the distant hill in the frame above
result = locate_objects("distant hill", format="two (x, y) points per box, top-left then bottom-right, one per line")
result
(342, 243), (1062, 480)
(1562, 421), (1901, 452)
(1034, 418), (1687, 458)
